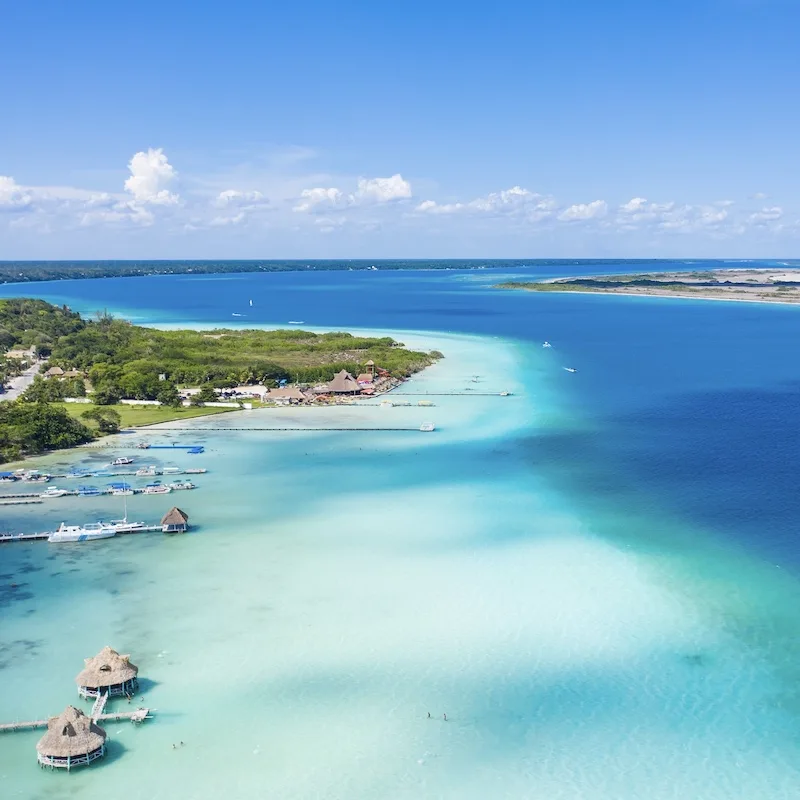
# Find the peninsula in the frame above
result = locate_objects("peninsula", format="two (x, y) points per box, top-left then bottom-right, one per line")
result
(0, 298), (441, 462)
(497, 268), (800, 304)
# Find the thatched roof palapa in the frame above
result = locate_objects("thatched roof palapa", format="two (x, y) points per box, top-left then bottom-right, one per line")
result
(267, 386), (307, 400)
(161, 507), (189, 526)
(76, 646), (138, 689)
(36, 706), (106, 758)
(327, 370), (360, 393)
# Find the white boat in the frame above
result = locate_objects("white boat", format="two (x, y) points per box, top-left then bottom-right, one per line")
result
(169, 480), (196, 491)
(542, 341), (552, 348)
(136, 465), (157, 476)
(110, 488), (134, 496)
(563, 367), (577, 373)
(419, 422), (436, 432)
(500, 390), (511, 396)
(162, 466), (181, 475)
(144, 482), (172, 494)
(184, 468), (207, 474)
(288, 321), (305, 324)
(103, 518), (146, 533)
(48, 523), (116, 543)
(40, 487), (70, 498)
(110, 457), (134, 466)
(249, 299), (253, 307)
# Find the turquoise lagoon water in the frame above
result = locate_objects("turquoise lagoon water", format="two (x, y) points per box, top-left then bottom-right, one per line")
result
(1, 266), (800, 798)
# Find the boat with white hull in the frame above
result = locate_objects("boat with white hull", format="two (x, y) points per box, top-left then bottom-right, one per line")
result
(48, 523), (117, 543)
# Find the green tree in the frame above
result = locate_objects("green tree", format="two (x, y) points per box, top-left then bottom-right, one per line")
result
(81, 406), (121, 433)
(156, 383), (182, 407)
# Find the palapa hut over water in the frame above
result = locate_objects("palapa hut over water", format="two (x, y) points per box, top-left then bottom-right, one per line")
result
(76, 646), (139, 699)
(36, 706), (106, 770)
(161, 506), (189, 533)
(327, 369), (361, 394)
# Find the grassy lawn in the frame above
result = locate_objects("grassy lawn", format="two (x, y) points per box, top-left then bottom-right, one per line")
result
(52, 402), (236, 428)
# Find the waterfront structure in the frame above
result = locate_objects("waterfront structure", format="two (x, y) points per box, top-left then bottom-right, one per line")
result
(266, 386), (307, 404)
(36, 706), (106, 770)
(76, 646), (139, 699)
(327, 370), (361, 394)
(161, 506), (189, 533)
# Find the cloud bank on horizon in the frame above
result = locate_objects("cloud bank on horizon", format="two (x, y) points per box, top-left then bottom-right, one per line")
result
(0, 146), (794, 259)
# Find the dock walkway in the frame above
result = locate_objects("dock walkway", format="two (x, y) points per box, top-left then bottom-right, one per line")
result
(0, 707), (152, 732)
(0, 523), (168, 545)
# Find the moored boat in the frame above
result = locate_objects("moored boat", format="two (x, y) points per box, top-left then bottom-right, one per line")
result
(144, 481), (172, 494)
(48, 523), (116, 543)
(40, 487), (70, 498)
(419, 422), (436, 432)
(168, 480), (196, 491)
(110, 456), (134, 466)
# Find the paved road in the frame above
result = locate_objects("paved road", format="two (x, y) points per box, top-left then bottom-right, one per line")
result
(0, 361), (44, 402)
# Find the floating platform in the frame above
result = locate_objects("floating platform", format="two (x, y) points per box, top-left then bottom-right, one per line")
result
(0, 523), (183, 545)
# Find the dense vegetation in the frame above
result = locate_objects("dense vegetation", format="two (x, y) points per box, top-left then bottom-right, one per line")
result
(0, 259), (678, 285)
(49, 317), (437, 400)
(0, 401), (93, 463)
(0, 298), (440, 462)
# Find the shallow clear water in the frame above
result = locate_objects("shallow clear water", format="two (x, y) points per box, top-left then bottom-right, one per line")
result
(1, 268), (800, 798)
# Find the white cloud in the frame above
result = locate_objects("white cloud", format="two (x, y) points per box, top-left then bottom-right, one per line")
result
(215, 189), (267, 209)
(620, 197), (649, 213)
(354, 174), (411, 203)
(415, 186), (557, 222)
(294, 174), (412, 213)
(752, 192), (768, 200)
(0, 176), (33, 211)
(293, 186), (345, 212)
(209, 212), (246, 227)
(124, 148), (179, 205)
(749, 206), (783, 223)
(559, 200), (608, 221)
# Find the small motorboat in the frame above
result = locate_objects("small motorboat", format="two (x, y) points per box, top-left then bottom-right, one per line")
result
(110, 457), (134, 466)
(136, 465), (157, 476)
(103, 518), (146, 533)
(563, 367), (577, 373)
(169, 480), (196, 491)
(40, 487), (70, 498)
(184, 468), (207, 474)
(419, 422), (436, 432)
(144, 481), (172, 495)
(162, 466), (181, 475)
(78, 485), (102, 497)
(542, 341), (552, 348)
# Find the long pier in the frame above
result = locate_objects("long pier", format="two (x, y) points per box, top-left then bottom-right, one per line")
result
(0, 487), (197, 504)
(0, 523), (169, 544)
(0, 708), (151, 733)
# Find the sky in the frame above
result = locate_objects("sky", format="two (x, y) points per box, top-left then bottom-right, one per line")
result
(1, 0), (799, 259)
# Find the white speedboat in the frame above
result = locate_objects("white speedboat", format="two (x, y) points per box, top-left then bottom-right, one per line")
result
(169, 480), (196, 491)
(136, 465), (157, 476)
(542, 341), (552, 348)
(103, 518), (146, 533)
(48, 523), (116, 543)
(40, 487), (70, 498)
(563, 367), (577, 373)
(162, 466), (181, 475)
(184, 468), (207, 474)
(419, 422), (436, 432)
(144, 482), (172, 494)
(110, 457), (134, 466)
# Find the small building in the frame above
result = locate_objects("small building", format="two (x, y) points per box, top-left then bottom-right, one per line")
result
(5, 347), (35, 362)
(61, 369), (84, 379)
(44, 366), (65, 378)
(327, 370), (361, 394)
(161, 506), (189, 533)
(229, 384), (269, 400)
(266, 386), (307, 404)
(76, 646), (139, 699)
(36, 706), (106, 770)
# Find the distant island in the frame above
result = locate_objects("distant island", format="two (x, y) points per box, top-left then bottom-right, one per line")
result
(497, 268), (800, 304)
(0, 298), (440, 463)
(0, 259), (705, 285)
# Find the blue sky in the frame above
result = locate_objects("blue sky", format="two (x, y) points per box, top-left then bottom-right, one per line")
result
(2, 0), (799, 259)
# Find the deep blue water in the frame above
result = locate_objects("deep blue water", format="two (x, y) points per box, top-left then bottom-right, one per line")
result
(2, 263), (799, 570)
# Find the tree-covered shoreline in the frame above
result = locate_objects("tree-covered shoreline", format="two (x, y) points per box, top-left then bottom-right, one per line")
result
(1, 298), (441, 463)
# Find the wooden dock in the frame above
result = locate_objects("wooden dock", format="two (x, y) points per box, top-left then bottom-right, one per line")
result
(0, 707), (152, 733)
(0, 523), (170, 545)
